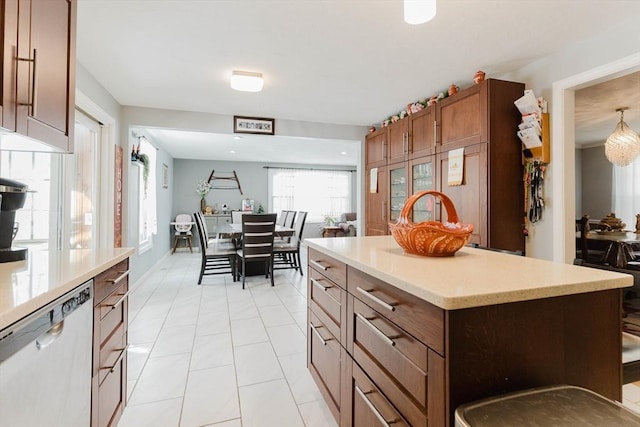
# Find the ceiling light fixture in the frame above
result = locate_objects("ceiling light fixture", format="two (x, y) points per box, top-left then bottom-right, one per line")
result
(604, 107), (640, 166)
(404, 0), (436, 25)
(230, 70), (264, 92)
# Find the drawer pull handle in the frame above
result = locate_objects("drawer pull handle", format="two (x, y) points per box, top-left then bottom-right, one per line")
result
(310, 322), (333, 346)
(311, 278), (333, 291)
(105, 290), (130, 310)
(309, 260), (330, 271)
(101, 344), (128, 373)
(107, 269), (130, 286)
(356, 287), (396, 312)
(356, 313), (398, 347)
(355, 384), (397, 427)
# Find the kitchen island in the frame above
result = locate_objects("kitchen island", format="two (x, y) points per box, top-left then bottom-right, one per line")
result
(304, 236), (633, 427)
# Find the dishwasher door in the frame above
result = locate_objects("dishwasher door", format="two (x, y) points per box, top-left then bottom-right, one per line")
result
(0, 281), (93, 427)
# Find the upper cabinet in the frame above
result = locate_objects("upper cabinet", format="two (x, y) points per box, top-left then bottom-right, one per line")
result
(387, 117), (409, 165)
(2, 0), (76, 152)
(364, 127), (386, 168)
(409, 105), (436, 159)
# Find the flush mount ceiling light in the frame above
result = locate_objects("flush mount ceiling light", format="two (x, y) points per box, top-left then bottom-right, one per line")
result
(230, 70), (264, 92)
(404, 0), (436, 25)
(604, 107), (640, 166)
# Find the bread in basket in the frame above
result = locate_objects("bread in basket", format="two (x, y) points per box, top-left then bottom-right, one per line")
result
(389, 190), (474, 256)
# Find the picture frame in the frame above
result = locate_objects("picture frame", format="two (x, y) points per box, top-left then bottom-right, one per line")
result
(233, 116), (275, 135)
(162, 163), (169, 188)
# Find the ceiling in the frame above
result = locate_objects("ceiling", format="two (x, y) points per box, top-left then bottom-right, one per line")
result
(76, 0), (640, 162)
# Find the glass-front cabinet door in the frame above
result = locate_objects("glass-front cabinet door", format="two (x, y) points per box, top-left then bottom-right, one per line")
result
(389, 164), (407, 222)
(410, 156), (435, 222)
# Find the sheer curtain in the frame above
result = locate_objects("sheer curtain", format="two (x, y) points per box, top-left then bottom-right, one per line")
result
(268, 168), (352, 222)
(613, 156), (640, 230)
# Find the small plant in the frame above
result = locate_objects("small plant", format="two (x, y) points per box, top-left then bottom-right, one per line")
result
(323, 215), (337, 226)
(195, 180), (211, 199)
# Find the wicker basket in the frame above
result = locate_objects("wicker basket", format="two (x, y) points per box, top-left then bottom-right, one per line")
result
(389, 190), (474, 257)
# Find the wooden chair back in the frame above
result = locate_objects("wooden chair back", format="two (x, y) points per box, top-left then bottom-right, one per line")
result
(241, 214), (277, 261)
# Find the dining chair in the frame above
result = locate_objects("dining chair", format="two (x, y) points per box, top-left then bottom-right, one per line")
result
(236, 213), (277, 289)
(232, 210), (250, 224)
(172, 214), (194, 254)
(575, 215), (609, 264)
(284, 210), (297, 228)
(274, 211), (307, 276)
(277, 211), (288, 226)
(193, 211), (236, 284)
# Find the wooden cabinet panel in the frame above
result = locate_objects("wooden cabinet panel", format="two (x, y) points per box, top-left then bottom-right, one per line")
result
(365, 166), (388, 236)
(308, 309), (342, 423)
(1, 0), (18, 131)
(409, 106), (435, 159)
(387, 118), (408, 165)
(409, 156), (436, 222)
(388, 163), (407, 223)
(352, 362), (409, 427)
(97, 351), (125, 427)
(94, 259), (129, 303)
(365, 128), (386, 168)
(438, 83), (486, 150)
(308, 247), (347, 288)
(348, 266), (445, 355)
(436, 143), (488, 247)
(309, 268), (346, 344)
(350, 296), (428, 405)
(14, 0), (75, 151)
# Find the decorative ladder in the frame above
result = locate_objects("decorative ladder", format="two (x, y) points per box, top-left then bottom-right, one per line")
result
(207, 170), (243, 195)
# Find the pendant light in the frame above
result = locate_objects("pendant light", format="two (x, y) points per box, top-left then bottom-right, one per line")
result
(604, 107), (640, 166)
(404, 0), (436, 25)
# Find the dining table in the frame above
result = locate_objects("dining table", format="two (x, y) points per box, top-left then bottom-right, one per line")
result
(586, 230), (640, 268)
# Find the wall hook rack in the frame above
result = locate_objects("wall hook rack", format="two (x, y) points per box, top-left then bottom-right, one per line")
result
(207, 170), (243, 195)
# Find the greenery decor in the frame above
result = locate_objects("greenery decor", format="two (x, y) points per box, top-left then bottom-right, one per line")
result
(138, 153), (150, 192)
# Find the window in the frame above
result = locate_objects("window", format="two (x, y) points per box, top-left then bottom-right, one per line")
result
(268, 168), (352, 222)
(613, 156), (640, 229)
(138, 137), (157, 252)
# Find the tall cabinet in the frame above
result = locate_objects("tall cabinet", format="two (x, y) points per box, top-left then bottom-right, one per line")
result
(1, 0), (76, 152)
(365, 78), (525, 254)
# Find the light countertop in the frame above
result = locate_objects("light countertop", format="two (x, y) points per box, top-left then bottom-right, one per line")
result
(304, 236), (633, 310)
(0, 247), (134, 331)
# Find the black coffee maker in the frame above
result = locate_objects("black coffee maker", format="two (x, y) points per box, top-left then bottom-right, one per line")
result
(0, 177), (28, 262)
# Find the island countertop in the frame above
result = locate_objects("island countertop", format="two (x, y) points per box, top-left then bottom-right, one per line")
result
(304, 236), (633, 310)
(0, 247), (134, 331)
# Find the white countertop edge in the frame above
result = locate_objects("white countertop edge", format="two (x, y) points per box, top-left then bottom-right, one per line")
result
(304, 238), (633, 310)
(0, 248), (134, 331)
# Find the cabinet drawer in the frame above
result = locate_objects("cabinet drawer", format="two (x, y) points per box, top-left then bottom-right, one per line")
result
(308, 309), (342, 420)
(308, 248), (346, 288)
(351, 296), (427, 420)
(99, 322), (126, 386)
(348, 267), (444, 355)
(94, 259), (129, 304)
(309, 268), (345, 339)
(98, 350), (126, 427)
(99, 280), (128, 344)
(352, 361), (410, 427)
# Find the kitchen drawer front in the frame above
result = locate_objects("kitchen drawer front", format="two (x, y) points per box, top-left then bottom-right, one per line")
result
(348, 266), (444, 355)
(308, 308), (342, 421)
(99, 280), (128, 344)
(308, 248), (346, 289)
(352, 361), (410, 427)
(97, 350), (126, 427)
(350, 296), (427, 409)
(94, 259), (129, 304)
(309, 268), (345, 338)
(98, 322), (126, 385)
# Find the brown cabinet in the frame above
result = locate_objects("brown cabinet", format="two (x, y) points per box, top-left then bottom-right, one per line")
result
(365, 128), (386, 168)
(364, 79), (525, 253)
(386, 118), (409, 165)
(92, 258), (129, 427)
(365, 166), (388, 236)
(1, 0), (76, 151)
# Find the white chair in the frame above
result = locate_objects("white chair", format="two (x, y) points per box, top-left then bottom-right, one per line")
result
(232, 211), (250, 224)
(172, 214), (194, 254)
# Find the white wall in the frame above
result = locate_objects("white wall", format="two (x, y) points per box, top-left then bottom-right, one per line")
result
(500, 15), (640, 261)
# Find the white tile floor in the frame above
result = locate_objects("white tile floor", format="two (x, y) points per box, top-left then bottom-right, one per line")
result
(119, 247), (337, 427)
(119, 246), (640, 426)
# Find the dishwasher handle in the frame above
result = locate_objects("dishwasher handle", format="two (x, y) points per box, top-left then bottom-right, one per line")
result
(36, 320), (64, 350)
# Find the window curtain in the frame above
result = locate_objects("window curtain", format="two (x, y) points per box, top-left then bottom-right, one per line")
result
(268, 168), (352, 222)
(139, 137), (157, 235)
(612, 157), (640, 230)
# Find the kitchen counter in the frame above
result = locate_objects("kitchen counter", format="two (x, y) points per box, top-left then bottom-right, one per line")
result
(304, 236), (633, 309)
(0, 248), (134, 331)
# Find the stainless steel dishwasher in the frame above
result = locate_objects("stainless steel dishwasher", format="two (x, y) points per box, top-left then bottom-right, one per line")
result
(0, 280), (93, 427)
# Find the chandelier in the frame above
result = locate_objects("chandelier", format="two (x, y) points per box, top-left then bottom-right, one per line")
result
(604, 107), (640, 166)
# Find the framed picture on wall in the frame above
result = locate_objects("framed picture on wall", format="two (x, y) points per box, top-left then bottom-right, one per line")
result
(233, 116), (275, 135)
(162, 163), (169, 188)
